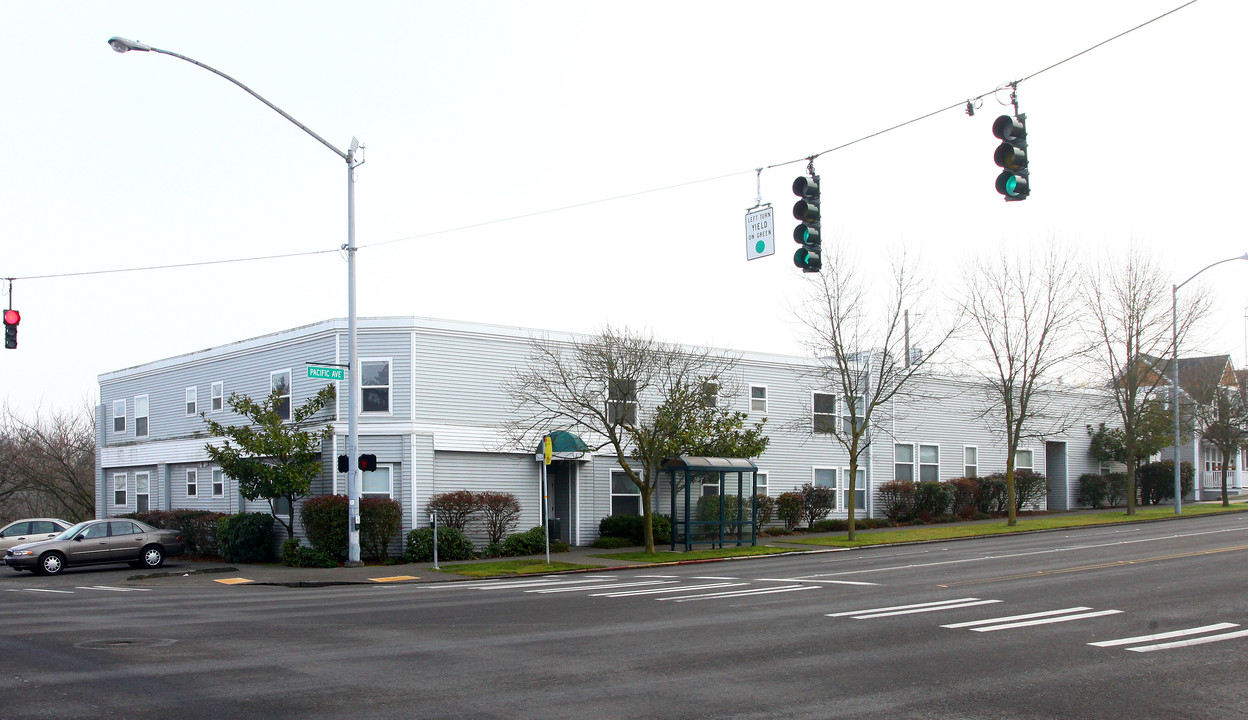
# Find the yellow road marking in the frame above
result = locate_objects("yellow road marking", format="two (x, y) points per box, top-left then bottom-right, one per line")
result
(938, 544), (1248, 588)
(213, 577), (254, 585)
(370, 575), (419, 583)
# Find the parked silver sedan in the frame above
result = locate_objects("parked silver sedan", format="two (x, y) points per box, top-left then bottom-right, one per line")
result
(0, 518), (71, 551)
(4, 518), (185, 575)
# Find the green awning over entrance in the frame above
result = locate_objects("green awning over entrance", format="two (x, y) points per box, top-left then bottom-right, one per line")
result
(535, 430), (590, 455)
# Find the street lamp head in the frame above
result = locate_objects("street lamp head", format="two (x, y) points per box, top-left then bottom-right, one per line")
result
(108, 37), (152, 53)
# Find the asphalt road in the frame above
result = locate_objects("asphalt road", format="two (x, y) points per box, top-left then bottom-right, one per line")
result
(4, 514), (1248, 719)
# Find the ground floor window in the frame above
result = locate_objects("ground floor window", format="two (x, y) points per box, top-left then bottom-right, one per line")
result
(1015, 449), (1034, 472)
(212, 469), (225, 497)
(135, 472), (150, 513)
(186, 469), (198, 498)
(611, 470), (641, 516)
(362, 465), (393, 498)
(814, 467), (839, 510)
(113, 473), (127, 507)
(842, 467), (866, 510)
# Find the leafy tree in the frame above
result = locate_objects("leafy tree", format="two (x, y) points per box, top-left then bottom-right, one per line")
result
(1191, 383), (1248, 507)
(1086, 400), (1181, 469)
(201, 386), (335, 538)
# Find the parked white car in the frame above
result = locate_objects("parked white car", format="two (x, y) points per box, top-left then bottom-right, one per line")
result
(0, 518), (72, 552)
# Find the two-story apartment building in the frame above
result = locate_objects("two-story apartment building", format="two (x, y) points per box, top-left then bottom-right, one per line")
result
(96, 316), (1118, 545)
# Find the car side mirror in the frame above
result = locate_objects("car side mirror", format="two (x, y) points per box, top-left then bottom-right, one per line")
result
(74, 534), (85, 542)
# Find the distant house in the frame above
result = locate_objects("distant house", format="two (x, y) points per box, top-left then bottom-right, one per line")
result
(96, 316), (1119, 545)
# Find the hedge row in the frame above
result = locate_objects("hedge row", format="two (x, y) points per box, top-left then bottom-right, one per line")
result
(878, 472), (1047, 522)
(1077, 461), (1195, 508)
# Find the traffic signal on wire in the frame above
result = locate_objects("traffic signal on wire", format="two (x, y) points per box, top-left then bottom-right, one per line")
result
(993, 114), (1029, 200)
(792, 175), (822, 273)
(3, 309), (19, 349)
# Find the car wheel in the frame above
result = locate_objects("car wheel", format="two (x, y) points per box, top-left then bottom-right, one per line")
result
(141, 545), (164, 569)
(38, 552), (65, 576)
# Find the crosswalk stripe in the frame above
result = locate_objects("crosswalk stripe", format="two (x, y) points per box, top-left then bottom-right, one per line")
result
(528, 580), (674, 594)
(1126, 629), (1248, 652)
(826, 597), (986, 618)
(590, 582), (746, 598)
(1089, 623), (1240, 648)
(6, 588), (74, 594)
(76, 586), (152, 592)
(968, 609), (1121, 632)
(660, 585), (817, 602)
(463, 577), (615, 590)
(942, 607), (1093, 629)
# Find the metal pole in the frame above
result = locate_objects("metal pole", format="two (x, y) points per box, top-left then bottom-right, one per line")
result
(430, 509), (439, 570)
(542, 460), (550, 564)
(346, 149), (362, 566)
(1172, 283), (1182, 515)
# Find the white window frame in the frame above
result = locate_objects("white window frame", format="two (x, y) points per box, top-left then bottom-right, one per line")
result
(919, 444), (940, 482)
(812, 392), (836, 434)
(359, 357), (393, 415)
(134, 394), (149, 438)
(963, 445), (979, 478)
(894, 443), (915, 482)
(1015, 448), (1034, 472)
(135, 472), (151, 512)
(610, 470), (642, 516)
(271, 369), (292, 421)
(212, 468), (225, 498)
(185, 386), (197, 416)
(211, 381), (224, 412)
(113, 473), (128, 507)
(841, 466), (866, 510)
(842, 395), (865, 434)
(361, 464), (394, 498)
(755, 471), (769, 496)
(750, 385), (768, 414)
(813, 466), (839, 510)
(186, 468), (198, 498)
(606, 377), (638, 426)
(113, 399), (126, 433)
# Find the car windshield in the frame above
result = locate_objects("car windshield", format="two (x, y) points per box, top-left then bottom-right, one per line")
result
(54, 522), (91, 540)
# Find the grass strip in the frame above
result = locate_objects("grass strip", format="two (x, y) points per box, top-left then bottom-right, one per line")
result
(437, 560), (600, 577)
(592, 545), (796, 563)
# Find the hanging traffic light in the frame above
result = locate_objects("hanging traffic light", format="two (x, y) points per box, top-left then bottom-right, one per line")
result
(792, 175), (822, 273)
(358, 454), (377, 472)
(3, 309), (19, 350)
(993, 114), (1029, 200)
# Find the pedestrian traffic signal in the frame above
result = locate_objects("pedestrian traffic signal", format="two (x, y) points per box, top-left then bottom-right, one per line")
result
(3, 309), (19, 350)
(358, 454), (377, 472)
(337, 454), (349, 474)
(993, 114), (1029, 200)
(792, 175), (822, 273)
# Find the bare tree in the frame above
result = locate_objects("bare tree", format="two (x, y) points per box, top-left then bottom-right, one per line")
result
(1189, 371), (1248, 507)
(961, 246), (1087, 526)
(0, 401), (97, 522)
(1083, 248), (1209, 515)
(504, 326), (767, 553)
(797, 244), (956, 540)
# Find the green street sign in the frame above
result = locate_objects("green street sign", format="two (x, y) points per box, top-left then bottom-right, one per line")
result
(307, 365), (345, 381)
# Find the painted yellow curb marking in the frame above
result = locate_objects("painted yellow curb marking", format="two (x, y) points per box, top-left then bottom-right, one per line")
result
(370, 575), (418, 583)
(213, 578), (254, 585)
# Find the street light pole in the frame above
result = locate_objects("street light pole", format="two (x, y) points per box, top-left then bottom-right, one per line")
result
(1171, 253), (1248, 516)
(108, 37), (365, 565)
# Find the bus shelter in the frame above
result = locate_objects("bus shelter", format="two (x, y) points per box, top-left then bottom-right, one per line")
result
(661, 456), (759, 551)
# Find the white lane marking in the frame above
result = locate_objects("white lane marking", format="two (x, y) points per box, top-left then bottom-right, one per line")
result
(76, 586), (152, 592)
(852, 599), (1003, 619)
(942, 607), (1093, 628)
(691, 576), (739, 580)
(460, 577), (616, 590)
(591, 582), (746, 597)
(634, 575), (679, 578)
(1088, 623), (1241, 648)
(6, 588), (74, 594)
(1126, 629), (1248, 652)
(660, 585), (817, 602)
(969, 609), (1122, 632)
(528, 580), (675, 594)
(760, 578), (879, 586)
(827, 598), (988, 618)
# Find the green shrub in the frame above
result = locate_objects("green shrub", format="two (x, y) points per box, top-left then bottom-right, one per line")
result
(216, 513), (274, 563)
(598, 514), (670, 545)
(799, 483), (836, 528)
(502, 526), (569, 556)
(777, 492), (803, 531)
(914, 481), (952, 518)
(360, 496), (403, 561)
(1077, 473), (1110, 508)
(1013, 469), (1048, 511)
(280, 537), (338, 568)
(122, 509), (224, 557)
(1137, 461), (1194, 505)
(946, 478), (980, 518)
(404, 527), (476, 562)
(754, 494), (776, 527)
(877, 481), (916, 522)
(591, 535), (634, 549)
(1104, 472), (1127, 507)
(975, 475), (1008, 514)
(481, 542), (506, 558)
(300, 494), (349, 562)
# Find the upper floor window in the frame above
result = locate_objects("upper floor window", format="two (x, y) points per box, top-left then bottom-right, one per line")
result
(361, 359), (391, 413)
(607, 378), (638, 425)
(112, 399), (126, 433)
(919, 444), (940, 482)
(211, 382), (224, 412)
(813, 393), (837, 434)
(271, 370), (291, 421)
(185, 387), (197, 416)
(842, 395), (865, 434)
(134, 395), (149, 437)
(750, 385), (768, 414)
(964, 446), (978, 478)
(701, 381), (719, 408)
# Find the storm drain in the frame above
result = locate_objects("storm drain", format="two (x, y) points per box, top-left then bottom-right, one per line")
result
(75, 638), (178, 650)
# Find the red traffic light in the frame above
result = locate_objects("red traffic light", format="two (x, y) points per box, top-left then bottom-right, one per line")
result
(2, 309), (18, 326)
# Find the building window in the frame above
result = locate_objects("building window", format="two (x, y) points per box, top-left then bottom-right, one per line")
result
(186, 387), (197, 416)
(113, 473), (128, 507)
(814, 467), (838, 509)
(187, 469), (198, 498)
(894, 444), (914, 482)
(700, 474), (719, 497)
(134, 395), (149, 437)
(271, 370), (291, 421)
(272, 496), (292, 518)
(755, 472), (768, 496)
(113, 399), (126, 433)
(842, 395), (865, 434)
(919, 444), (939, 482)
(362, 465), (393, 498)
(813, 393), (837, 434)
(211, 382), (224, 412)
(843, 467), (866, 510)
(135, 472), (150, 513)
(610, 470), (641, 516)
(1015, 449), (1033, 472)
(750, 385), (768, 413)
(964, 446), (978, 478)
(360, 359), (391, 413)
(607, 378), (638, 425)
(212, 469), (225, 497)
(701, 381), (719, 408)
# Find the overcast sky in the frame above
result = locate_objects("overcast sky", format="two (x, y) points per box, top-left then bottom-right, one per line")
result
(2, 0), (1245, 417)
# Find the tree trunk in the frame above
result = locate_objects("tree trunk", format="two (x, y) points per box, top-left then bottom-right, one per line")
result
(1006, 452), (1017, 527)
(846, 455), (858, 542)
(1221, 464), (1230, 507)
(1124, 441), (1137, 517)
(641, 487), (655, 554)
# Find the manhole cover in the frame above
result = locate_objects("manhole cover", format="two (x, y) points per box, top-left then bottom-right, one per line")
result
(75, 638), (177, 650)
